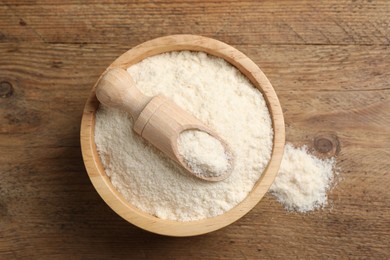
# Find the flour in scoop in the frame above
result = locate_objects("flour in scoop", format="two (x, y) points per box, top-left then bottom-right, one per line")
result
(177, 130), (231, 178)
(95, 51), (273, 221)
(270, 143), (337, 212)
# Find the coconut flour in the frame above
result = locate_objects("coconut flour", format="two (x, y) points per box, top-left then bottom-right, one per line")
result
(270, 143), (337, 212)
(95, 51), (338, 220)
(177, 130), (231, 178)
(95, 51), (273, 221)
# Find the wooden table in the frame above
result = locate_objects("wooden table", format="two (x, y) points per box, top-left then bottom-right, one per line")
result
(1, 1), (389, 258)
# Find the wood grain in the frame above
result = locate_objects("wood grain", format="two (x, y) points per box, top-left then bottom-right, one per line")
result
(0, 1), (389, 45)
(0, 0), (389, 258)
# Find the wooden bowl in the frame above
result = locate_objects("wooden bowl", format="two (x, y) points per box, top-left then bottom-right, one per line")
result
(80, 34), (285, 237)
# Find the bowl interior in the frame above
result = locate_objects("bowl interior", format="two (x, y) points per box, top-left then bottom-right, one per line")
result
(80, 34), (285, 236)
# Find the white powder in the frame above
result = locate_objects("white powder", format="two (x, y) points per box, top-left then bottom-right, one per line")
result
(177, 130), (230, 178)
(269, 143), (336, 212)
(95, 51), (273, 221)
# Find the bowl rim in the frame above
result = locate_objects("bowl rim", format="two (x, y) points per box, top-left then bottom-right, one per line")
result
(80, 34), (285, 237)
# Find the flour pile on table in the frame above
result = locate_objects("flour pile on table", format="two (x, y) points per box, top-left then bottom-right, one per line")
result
(270, 143), (337, 212)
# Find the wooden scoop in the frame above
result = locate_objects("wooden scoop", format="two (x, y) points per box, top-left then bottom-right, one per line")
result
(95, 68), (234, 181)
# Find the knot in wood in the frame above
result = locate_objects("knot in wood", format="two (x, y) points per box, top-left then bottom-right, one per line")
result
(314, 134), (340, 156)
(315, 138), (333, 153)
(0, 81), (13, 98)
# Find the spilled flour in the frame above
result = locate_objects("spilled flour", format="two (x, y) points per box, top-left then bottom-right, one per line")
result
(177, 130), (231, 178)
(270, 143), (337, 212)
(95, 51), (273, 221)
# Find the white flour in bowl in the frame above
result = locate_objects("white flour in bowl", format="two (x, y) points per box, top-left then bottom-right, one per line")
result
(95, 51), (273, 221)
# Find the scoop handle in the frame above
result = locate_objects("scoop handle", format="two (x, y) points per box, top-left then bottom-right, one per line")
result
(95, 68), (151, 120)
